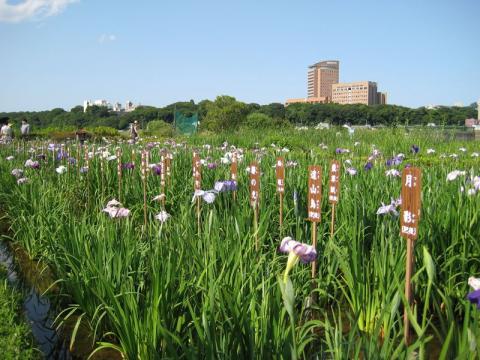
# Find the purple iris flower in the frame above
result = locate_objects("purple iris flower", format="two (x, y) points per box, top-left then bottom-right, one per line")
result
(25, 159), (40, 169)
(386, 156), (402, 167)
(214, 180), (237, 192)
(411, 145), (419, 154)
(57, 151), (68, 160)
(123, 162), (135, 170)
(468, 290), (480, 309)
(152, 165), (161, 175)
(68, 157), (76, 165)
(364, 162), (373, 171)
(336, 148), (349, 154)
(207, 162), (217, 169)
(279, 237), (317, 264)
(37, 154), (46, 161)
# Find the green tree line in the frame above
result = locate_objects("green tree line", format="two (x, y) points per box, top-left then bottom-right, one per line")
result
(1, 96), (476, 133)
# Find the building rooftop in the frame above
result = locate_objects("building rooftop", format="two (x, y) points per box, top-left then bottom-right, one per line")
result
(308, 60), (339, 68)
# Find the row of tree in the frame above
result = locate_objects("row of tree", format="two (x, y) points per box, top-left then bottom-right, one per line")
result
(1, 96), (476, 133)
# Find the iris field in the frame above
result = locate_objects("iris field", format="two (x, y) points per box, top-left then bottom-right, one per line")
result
(0, 128), (480, 359)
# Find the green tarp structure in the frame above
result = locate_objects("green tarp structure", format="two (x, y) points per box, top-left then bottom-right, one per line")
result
(175, 111), (199, 135)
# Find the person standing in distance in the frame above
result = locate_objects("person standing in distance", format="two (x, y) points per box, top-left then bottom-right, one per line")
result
(130, 120), (139, 143)
(20, 119), (30, 139)
(1, 120), (13, 143)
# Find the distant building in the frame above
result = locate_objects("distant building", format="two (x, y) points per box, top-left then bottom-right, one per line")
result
(83, 99), (110, 112)
(332, 81), (386, 105)
(93, 99), (108, 107)
(466, 118), (480, 128)
(285, 96), (329, 106)
(113, 102), (122, 112)
(125, 100), (137, 112)
(466, 100), (480, 127)
(377, 92), (387, 105)
(83, 100), (91, 112)
(286, 59), (387, 106)
(307, 60), (339, 100)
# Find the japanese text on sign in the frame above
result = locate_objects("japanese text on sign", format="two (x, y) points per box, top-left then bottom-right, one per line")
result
(276, 157), (285, 194)
(308, 165), (322, 222)
(328, 160), (341, 204)
(231, 153), (238, 181)
(400, 167), (422, 240)
(160, 155), (166, 186)
(192, 152), (201, 191)
(249, 162), (260, 208)
(165, 154), (171, 177)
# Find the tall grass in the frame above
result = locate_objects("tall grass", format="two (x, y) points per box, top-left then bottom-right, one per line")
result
(0, 127), (479, 358)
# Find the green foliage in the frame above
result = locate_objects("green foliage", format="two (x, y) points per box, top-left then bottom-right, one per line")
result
(85, 105), (109, 118)
(145, 120), (174, 137)
(1, 128), (480, 358)
(85, 126), (120, 138)
(0, 266), (39, 359)
(0, 98), (475, 134)
(200, 95), (249, 132)
(243, 112), (292, 130)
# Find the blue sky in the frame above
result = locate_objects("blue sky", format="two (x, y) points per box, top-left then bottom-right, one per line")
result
(0, 0), (478, 111)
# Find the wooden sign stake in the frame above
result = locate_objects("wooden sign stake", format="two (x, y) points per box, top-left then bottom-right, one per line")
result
(52, 142), (56, 164)
(328, 160), (341, 238)
(276, 157), (285, 234)
(400, 167), (422, 346)
(142, 151), (148, 228)
(76, 143), (81, 177)
(160, 154), (166, 207)
(193, 152), (202, 234)
(311, 222), (317, 279)
(249, 162), (260, 251)
(165, 152), (172, 188)
(116, 148), (122, 203)
(307, 165), (322, 279)
(231, 153), (238, 201)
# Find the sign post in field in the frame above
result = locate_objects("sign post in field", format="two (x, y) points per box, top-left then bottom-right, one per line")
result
(308, 165), (322, 279)
(193, 152), (201, 234)
(166, 152), (172, 187)
(160, 153), (166, 207)
(141, 150), (148, 227)
(231, 153), (238, 201)
(116, 148), (122, 202)
(328, 160), (340, 238)
(401, 167), (422, 345)
(276, 157), (285, 234)
(249, 162), (260, 251)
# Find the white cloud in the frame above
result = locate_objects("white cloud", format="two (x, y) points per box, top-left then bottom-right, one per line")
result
(0, 0), (78, 23)
(98, 33), (116, 44)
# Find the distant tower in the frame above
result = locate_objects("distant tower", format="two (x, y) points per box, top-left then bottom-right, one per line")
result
(307, 60), (339, 100)
(83, 100), (91, 113)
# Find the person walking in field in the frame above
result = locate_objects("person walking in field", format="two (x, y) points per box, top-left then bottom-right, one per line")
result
(20, 119), (30, 139)
(130, 121), (139, 143)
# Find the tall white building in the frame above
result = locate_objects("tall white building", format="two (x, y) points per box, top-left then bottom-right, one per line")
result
(125, 100), (137, 112)
(83, 99), (110, 112)
(113, 102), (122, 112)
